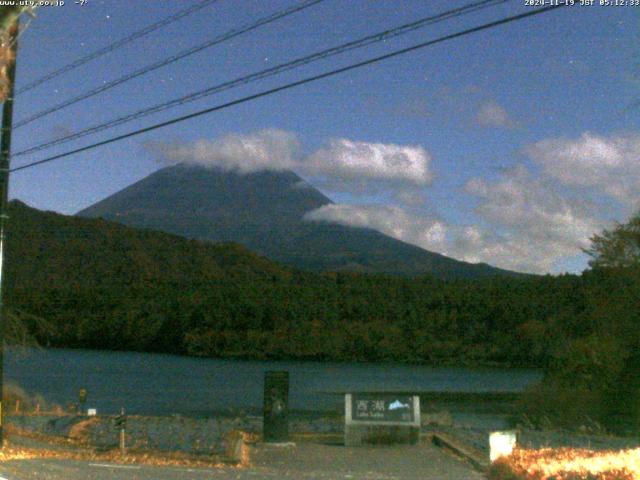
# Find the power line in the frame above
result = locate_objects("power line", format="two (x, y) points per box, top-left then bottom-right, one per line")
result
(15, 0), (220, 96)
(14, 0), (325, 129)
(14, 0), (510, 157)
(11, 5), (566, 174)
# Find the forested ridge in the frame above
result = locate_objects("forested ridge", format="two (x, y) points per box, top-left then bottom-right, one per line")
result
(0, 200), (607, 366)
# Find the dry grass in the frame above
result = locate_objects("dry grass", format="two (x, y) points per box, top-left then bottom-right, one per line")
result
(224, 430), (259, 467)
(67, 417), (100, 444)
(489, 447), (640, 480)
(1, 426), (238, 469)
(4, 382), (54, 415)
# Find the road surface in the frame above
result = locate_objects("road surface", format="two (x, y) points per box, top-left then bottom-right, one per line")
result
(0, 441), (484, 479)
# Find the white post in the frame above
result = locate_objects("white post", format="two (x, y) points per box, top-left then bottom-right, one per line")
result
(489, 430), (517, 462)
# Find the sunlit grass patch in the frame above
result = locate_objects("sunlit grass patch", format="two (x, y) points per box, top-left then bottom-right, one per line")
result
(488, 447), (640, 480)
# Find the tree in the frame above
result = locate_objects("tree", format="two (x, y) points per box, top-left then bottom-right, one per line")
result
(586, 212), (640, 268)
(519, 211), (640, 432)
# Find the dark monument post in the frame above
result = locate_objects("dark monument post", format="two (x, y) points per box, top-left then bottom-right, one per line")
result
(78, 388), (87, 414)
(263, 371), (289, 442)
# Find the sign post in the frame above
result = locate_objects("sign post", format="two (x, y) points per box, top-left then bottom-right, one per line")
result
(344, 393), (420, 446)
(114, 408), (127, 453)
(263, 371), (289, 443)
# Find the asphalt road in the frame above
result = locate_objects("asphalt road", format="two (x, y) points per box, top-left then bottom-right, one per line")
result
(0, 460), (246, 480)
(0, 442), (485, 479)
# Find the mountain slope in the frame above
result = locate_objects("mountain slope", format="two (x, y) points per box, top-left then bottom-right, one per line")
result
(78, 163), (518, 279)
(7, 199), (290, 293)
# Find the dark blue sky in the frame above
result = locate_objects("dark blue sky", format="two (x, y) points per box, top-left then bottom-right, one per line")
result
(8, 0), (640, 273)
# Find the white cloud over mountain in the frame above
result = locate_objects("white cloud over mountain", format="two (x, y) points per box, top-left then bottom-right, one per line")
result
(152, 129), (433, 188)
(305, 139), (433, 185)
(151, 129), (300, 174)
(152, 128), (636, 274)
(306, 167), (603, 273)
(305, 204), (447, 252)
(305, 165), (606, 274)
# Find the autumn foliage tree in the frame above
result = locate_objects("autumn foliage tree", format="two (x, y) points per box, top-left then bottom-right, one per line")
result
(586, 211), (640, 269)
(523, 211), (640, 433)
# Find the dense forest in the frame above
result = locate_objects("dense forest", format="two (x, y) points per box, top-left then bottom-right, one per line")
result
(5, 200), (577, 366)
(5, 200), (640, 431)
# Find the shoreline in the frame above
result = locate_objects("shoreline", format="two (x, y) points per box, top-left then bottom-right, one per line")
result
(6, 344), (548, 371)
(7, 403), (639, 458)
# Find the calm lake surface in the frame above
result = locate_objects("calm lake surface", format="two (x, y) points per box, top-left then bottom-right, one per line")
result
(5, 347), (541, 417)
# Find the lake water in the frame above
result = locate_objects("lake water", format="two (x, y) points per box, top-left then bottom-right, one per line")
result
(4, 347), (541, 417)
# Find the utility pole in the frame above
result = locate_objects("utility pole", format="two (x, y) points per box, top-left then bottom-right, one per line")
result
(0, 18), (19, 448)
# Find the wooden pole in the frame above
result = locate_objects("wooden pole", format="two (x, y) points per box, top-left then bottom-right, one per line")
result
(0, 18), (19, 449)
(119, 407), (126, 454)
